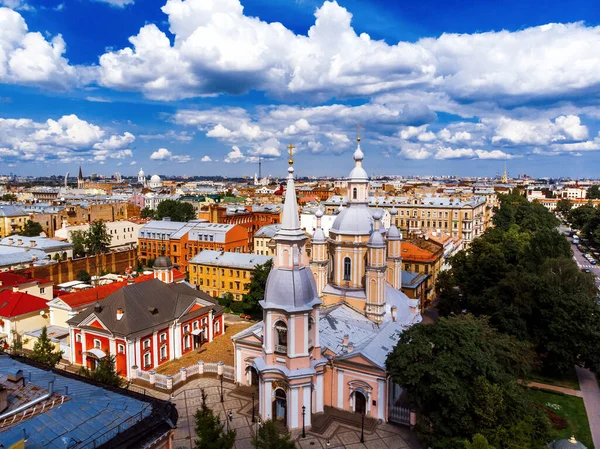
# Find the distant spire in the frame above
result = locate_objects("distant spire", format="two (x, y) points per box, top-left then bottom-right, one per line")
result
(78, 166), (83, 180)
(501, 163), (508, 183)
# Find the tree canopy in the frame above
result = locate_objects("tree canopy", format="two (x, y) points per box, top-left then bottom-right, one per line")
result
(86, 220), (111, 255)
(70, 230), (87, 257)
(251, 420), (296, 449)
(140, 207), (155, 219)
(30, 326), (63, 367)
(155, 200), (196, 222)
(437, 191), (600, 374)
(19, 220), (43, 237)
(194, 389), (236, 449)
(242, 259), (273, 316)
(0, 193), (17, 202)
(386, 315), (550, 449)
(587, 185), (600, 199)
(568, 203), (600, 248)
(555, 198), (573, 215)
(78, 353), (123, 387)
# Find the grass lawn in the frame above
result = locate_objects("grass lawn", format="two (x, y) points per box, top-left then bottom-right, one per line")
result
(524, 388), (593, 449)
(528, 368), (580, 391)
(155, 322), (254, 376)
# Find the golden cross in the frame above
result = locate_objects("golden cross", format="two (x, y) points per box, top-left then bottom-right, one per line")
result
(287, 143), (295, 165)
(356, 122), (362, 141)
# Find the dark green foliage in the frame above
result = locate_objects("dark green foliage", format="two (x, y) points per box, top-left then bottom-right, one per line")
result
(465, 434), (496, 449)
(86, 220), (111, 255)
(587, 185), (600, 199)
(219, 293), (234, 309)
(386, 315), (551, 449)
(251, 420), (296, 449)
(19, 220), (43, 237)
(70, 230), (87, 257)
(229, 301), (245, 314)
(140, 207), (155, 219)
(0, 193), (17, 202)
(78, 353), (123, 387)
(194, 389), (236, 449)
(241, 259), (273, 316)
(568, 202), (600, 248)
(76, 269), (91, 283)
(567, 203), (596, 229)
(438, 191), (600, 374)
(155, 200), (196, 222)
(30, 326), (63, 367)
(555, 199), (573, 214)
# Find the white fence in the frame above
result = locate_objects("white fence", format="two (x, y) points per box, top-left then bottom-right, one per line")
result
(135, 361), (234, 391)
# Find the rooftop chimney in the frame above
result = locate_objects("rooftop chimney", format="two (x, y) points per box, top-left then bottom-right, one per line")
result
(94, 301), (103, 313)
(391, 306), (397, 322)
(116, 308), (124, 321)
(7, 238), (13, 245)
(342, 334), (349, 346)
(17, 239), (22, 246)
(30, 240), (36, 248)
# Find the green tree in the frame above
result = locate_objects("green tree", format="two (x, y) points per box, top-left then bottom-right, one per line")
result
(242, 259), (273, 316)
(53, 253), (61, 261)
(555, 198), (573, 215)
(0, 193), (17, 202)
(140, 207), (155, 219)
(30, 326), (63, 367)
(85, 220), (111, 255)
(79, 353), (123, 387)
(77, 269), (91, 283)
(251, 420), (296, 449)
(70, 230), (87, 257)
(194, 389), (236, 449)
(386, 315), (550, 448)
(587, 185), (600, 199)
(155, 200), (196, 222)
(465, 434), (496, 449)
(567, 203), (596, 229)
(19, 220), (43, 237)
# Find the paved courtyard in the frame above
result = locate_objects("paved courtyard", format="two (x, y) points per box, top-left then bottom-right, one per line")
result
(161, 377), (420, 449)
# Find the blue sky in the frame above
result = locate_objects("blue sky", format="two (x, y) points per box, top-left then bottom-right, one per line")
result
(1, 0), (600, 179)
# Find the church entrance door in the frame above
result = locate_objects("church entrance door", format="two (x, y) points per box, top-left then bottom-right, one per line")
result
(354, 391), (367, 415)
(273, 388), (287, 422)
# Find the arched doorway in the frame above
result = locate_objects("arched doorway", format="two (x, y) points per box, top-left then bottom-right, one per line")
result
(272, 388), (287, 422)
(247, 366), (259, 386)
(354, 391), (367, 415)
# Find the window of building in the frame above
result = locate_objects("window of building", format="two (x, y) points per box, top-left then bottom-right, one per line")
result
(144, 352), (151, 368)
(214, 320), (220, 334)
(75, 334), (82, 343)
(405, 264), (410, 271)
(160, 332), (167, 342)
(229, 282), (233, 289)
(352, 187), (357, 200)
(94, 339), (101, 349)
(199, 267), (203, 274)
(143, 339), (150, 349)
(193, 321), (198, 330)
(40, 287), (45, 294)
(160, 345), (167, 360)
(343, 257), (351, 281)
(274, 321), (287, 353)
(236, 270), (240, 277)
(230, 269), (233, 276)
(118, 344), (125, 354)
(192, 266), (196, 273)
(184, 335), (191, 350)
(184, 325), (190, 333)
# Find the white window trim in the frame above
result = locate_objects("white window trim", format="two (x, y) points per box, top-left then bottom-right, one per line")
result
(75, 334), (82, 343)
(118, 344), (125, 354)
(160, 332), (167, 342)
(143, 339), (151, 349)
(94, 339), (101, 349)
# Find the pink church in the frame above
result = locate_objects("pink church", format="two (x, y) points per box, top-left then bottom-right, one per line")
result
(232, 141), (421, 431)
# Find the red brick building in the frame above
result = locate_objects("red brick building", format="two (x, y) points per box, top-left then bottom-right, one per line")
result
(67, 257), (224, 379)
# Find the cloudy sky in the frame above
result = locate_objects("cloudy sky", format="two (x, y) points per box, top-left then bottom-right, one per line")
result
(1, 0), (600, 178)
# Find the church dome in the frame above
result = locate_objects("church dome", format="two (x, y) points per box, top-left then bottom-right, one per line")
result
(138, 168), (145, 176)
(150, 174), (161, 183)
(550, 437), (587, 449)
(330, 205), (373, 236)
(153, 256), (173, 269)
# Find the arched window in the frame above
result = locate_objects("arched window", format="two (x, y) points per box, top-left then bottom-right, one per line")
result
(352, 188), (358, 200)
(274, 320), (288, 353)
(343, 257), (351, 281)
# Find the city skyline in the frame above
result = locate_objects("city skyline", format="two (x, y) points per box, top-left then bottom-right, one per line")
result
(2, 0), (600, 177)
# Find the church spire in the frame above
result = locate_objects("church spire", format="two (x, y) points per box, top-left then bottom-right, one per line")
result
(275, 143), (304, 240)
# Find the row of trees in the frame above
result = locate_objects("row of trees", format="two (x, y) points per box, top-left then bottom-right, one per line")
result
(387, 190), (600, 448)
(567, 202), (600, 248)
(141, 200), (196, 222)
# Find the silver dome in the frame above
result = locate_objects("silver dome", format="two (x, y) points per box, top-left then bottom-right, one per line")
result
(330, 205), (373, 236)
(368, 231), (386, 248)
(261, 266), (321, 312)
(312, 227), (327, 243)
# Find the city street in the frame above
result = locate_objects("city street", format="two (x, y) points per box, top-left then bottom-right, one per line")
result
(559, 225), (600, 290)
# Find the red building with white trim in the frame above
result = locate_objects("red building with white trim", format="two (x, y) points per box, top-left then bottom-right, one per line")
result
(67, 256), (224, 379)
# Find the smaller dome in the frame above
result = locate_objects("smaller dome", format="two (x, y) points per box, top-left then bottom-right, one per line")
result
(372, 209), (383, 221)
(550, 437), (587, 449)
(348, 166), (368, 180)
(387, 224), (402, 241)
(389, 207), (398, 217)
(313, 227), (327, 243)
(153, 256), (173, 269)
(368, 230), (386, 248)
(353, 145), (364, 161)
(150, 174), (161, 182)
(315, 208), (324, 218)
(138, 168), (145, 175)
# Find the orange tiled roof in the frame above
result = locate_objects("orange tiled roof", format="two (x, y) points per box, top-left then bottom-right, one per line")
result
(58, 269), (185, 308)
(401, 241), (439, 263)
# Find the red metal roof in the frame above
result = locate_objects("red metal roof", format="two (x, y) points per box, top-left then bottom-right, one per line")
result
(58, 270), (185, 308)
(0, 272), (53, 287)
(0, 290), (48, 318)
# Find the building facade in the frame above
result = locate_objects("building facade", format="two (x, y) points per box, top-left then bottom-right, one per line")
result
(232, 142), (421, 431)
(67, 258), (224, 379)
(55, 220), (142, 250)
(189, 250), (272, 300)
(0, 205), (29, 238)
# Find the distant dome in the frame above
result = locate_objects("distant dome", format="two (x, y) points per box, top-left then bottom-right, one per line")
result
(330, 205), (373, 236)
(150, 174), (161, 182)
(138, 168), (145, 176)
(550, 437), (587, 449)
(153, 256), (173, 269)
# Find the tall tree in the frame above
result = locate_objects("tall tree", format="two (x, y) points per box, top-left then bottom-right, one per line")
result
(194, 389), (236, 449)
(19, 220), (43, 237)
(252, 420), (296, 449)
(140, 207), (155, 219)
(587, 185), (600, 199)
(30, 326), (63, 367)
(242, 259), (273, 315)
(79, 353), (123, 387)
(85, 220), (111, 255)
(555, 198), (573, 215)
(70, 230), (87, 257)
(386, 315), (550, 448)
(77, 269), (91, 283)
(155, 200), (196, 222)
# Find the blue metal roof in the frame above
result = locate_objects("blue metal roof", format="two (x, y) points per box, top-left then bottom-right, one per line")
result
(0, 356), (152, 449)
